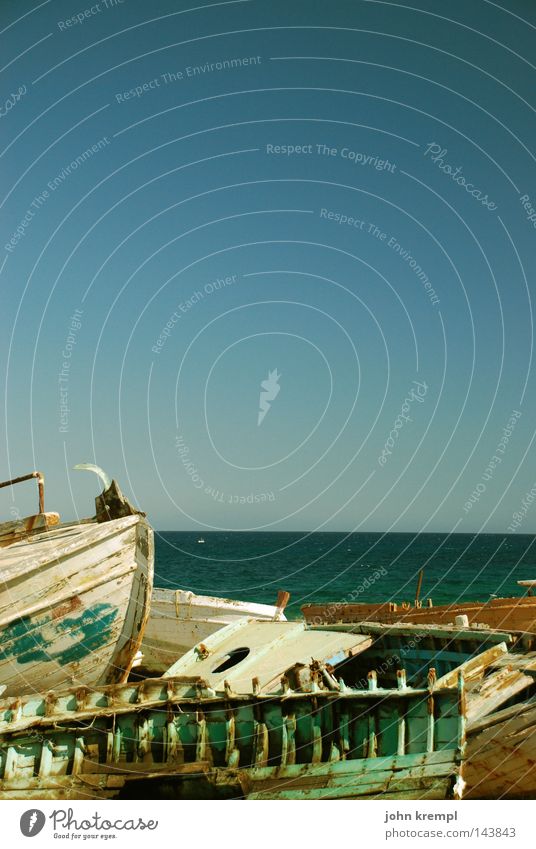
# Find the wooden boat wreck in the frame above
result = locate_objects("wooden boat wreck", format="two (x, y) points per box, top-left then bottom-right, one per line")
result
(465, 698), (536, 799)
(302, 588), (536, 636)
(0, 467), (154, 696)
(0, 642), (466, 800)
(3, 615), (533, 801)
(139, 588), (289, 675)
(332, 621), (536, 800)
(462, 648), (536, 799)
(164, 618), (373, 692)
(164, 617), (514, 694)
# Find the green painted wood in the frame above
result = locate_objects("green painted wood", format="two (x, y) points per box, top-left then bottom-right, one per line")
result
(0, 671), (465, 800)
(246, 778), (453, 800)
(406, 694), (430, 755)
(377, 700), (399, 757)
(434, 692), (461, 752)
(243, 751), (460, 799)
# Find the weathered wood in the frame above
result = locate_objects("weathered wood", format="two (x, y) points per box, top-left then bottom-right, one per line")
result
(0, 513), (60, 547)
(139, 587), (287, 675)
(466, 695), (536, 735)
(466, 668), (535, 723)
(311, 621), (512, 644)
(94, 479), (144, 523)
(303, 595), (536, 635)
(0, 673), (464, 800)
(489, 650), (536, 670)
(464, 701), (536, 798)
(242, 750), (461, 800)
(164, 620), (372, 694)
(434, 643), (508, 689)
(0, 512), (154, 696)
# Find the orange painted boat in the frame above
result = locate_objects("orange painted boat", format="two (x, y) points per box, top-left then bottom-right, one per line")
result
(302, 588), (536, 636)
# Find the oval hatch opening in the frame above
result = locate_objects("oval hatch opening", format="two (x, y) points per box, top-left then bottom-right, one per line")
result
(211, 646), (250, 673)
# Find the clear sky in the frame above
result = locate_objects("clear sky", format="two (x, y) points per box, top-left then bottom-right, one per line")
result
(1, 0), (536, 534)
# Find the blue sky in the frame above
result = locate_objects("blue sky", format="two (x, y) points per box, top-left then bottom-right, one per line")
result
(1, 0), (536, 533)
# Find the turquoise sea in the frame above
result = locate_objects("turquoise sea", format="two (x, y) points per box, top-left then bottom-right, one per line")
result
(154, 532), (536, 618)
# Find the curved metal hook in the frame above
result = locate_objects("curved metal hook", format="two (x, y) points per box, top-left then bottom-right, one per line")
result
(73, 464), (112, 491)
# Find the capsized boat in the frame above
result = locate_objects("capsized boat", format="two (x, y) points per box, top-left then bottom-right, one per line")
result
(166, 617), (514, 693)
(139, 589), (289, 676)
(0, 467), (154, 696)
(164, 618), (372, 692)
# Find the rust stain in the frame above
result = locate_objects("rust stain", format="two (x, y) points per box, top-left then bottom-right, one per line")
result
(51, 596), (83, 621)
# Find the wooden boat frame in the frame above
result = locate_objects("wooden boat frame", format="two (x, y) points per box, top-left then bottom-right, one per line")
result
(0, 667), (466, 800)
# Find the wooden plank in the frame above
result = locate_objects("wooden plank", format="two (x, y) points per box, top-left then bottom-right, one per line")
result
(434, 643), (508, 689)
(466, 669), (534, 723)
(246, 777), (453, 800)
(464, 702), (536, 799)
(467, 695), (536, 735)
(165, 620), (372, 693)
(243, 756), (459, 799)
(0, 682), (441, 737)
(0, 513), (60, 547)
(489, 651), (536, 670)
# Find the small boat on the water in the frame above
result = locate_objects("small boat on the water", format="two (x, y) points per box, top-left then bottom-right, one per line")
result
(139, 588), (289, 675)
(0, 467), (154, 696)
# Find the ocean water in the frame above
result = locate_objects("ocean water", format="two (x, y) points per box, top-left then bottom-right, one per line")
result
(154, 532), (536, 619)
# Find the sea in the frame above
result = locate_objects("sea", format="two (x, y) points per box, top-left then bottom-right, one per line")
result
(154, 531), (536, 618)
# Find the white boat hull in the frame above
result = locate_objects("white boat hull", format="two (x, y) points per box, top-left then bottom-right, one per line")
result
(0, 514), (153, 696)
(139, 588), (285, 674)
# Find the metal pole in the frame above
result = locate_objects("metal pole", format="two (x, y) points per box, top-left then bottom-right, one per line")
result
(0, 471), (45, 514)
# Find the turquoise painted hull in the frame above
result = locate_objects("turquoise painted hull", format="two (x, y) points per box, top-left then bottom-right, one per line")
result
(0, 674), (464, 800)
(0, 514), (153, 695)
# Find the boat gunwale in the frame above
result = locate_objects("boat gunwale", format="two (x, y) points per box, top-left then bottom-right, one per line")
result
(0, 514), (143, 581)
